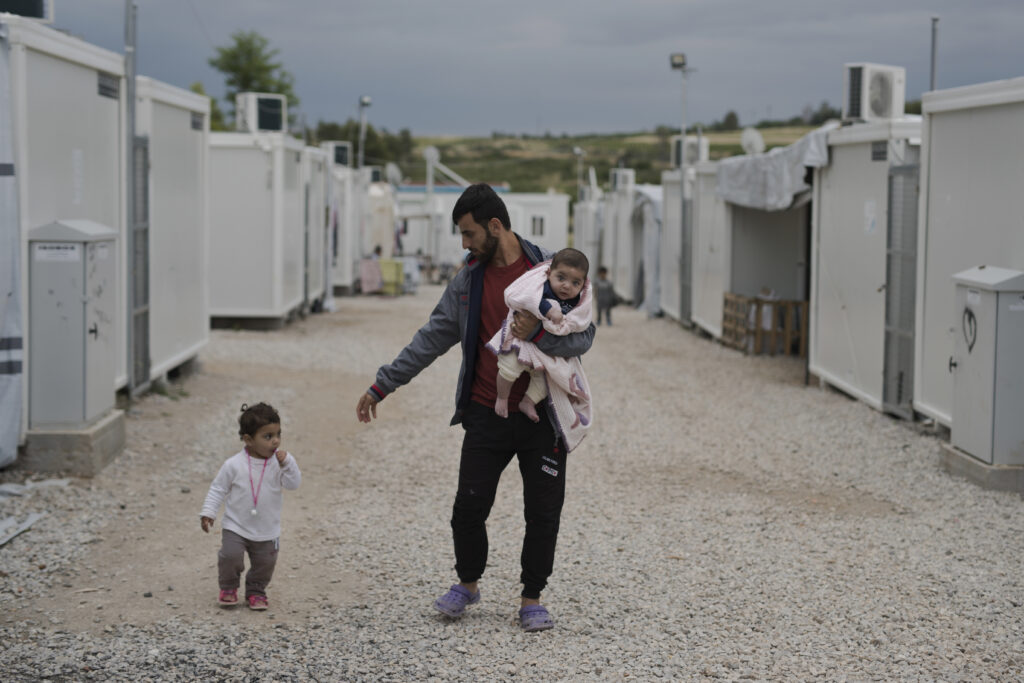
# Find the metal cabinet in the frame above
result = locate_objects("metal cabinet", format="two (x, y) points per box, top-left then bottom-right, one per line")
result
(951, 266), (1024, 465)
(29, 220), (117, 428)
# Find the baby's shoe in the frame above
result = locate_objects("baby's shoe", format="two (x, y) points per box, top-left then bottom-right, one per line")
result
(247, 594), (269, 610)
(218, 589), (238, 606)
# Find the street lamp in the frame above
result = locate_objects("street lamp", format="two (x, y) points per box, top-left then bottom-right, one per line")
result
(357, 95), (372, 168)
(572, 146), (585, 201)
(669, 52), (692, 325)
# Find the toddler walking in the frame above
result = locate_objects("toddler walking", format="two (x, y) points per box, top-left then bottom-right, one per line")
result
(200, 402), (301, 610)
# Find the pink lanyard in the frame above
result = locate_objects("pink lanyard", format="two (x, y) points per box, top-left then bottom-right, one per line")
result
(247, 452), (270, 510)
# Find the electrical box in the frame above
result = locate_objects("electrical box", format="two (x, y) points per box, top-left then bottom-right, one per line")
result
(29, 220), (118, 428)
(950, 266), (1024, 465)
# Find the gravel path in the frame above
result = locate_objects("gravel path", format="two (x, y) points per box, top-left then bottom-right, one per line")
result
(2, 283), (1023, 681)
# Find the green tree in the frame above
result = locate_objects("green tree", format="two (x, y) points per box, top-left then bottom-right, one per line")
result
(188, 82), (228, 131)
(312, 120), (416, 169)
(721, 110), (740, 131)
(207, 31), (299, 125)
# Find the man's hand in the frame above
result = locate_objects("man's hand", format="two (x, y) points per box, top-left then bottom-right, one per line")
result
(200, 516), (213, 533)
(511, 310), (540, 340)
(357, 392), (379, 423)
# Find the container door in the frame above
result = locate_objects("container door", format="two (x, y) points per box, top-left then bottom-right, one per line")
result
(131, 135), (150, 390)
(679, 197), (692, 324)
(882, 164), (918, 419)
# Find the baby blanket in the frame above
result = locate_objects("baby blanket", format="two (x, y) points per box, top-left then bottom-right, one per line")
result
(485, 262), (593, 451)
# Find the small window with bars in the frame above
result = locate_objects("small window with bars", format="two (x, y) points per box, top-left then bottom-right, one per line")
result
(531, 216), (545, 236)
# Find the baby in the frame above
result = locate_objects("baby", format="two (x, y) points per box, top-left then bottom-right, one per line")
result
(495, 248), (590, 421)
(200, 402), (301, 610)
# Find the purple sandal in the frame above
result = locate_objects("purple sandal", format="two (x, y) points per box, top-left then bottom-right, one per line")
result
(433, 584), (480, 617)
(518, 604), (554, 632)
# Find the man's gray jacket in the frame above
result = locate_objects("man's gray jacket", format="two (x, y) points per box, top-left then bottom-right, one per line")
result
(367, 234), (596, 425)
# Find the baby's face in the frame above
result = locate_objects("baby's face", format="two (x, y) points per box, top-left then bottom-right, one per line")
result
(548, 264), (586, 301)
(243, 422), (282, 459)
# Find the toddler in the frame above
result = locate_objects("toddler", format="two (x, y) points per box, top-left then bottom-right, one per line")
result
(494, 248), (591, 421)
(200, 402), (301, 610)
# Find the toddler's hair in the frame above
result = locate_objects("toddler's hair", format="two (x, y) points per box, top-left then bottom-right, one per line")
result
(238, 402), (280, 437)
(551, 248), (590, 278)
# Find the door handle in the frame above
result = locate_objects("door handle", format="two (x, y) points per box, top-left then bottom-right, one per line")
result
(948, 356), (957, 373)
(88, 323), (98, 339)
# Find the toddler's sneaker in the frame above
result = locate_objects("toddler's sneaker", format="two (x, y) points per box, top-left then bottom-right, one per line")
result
(247, 594), (269, 610)
(218, 589), (238, 606)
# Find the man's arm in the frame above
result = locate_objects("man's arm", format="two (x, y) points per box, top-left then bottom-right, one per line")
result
(513, 309), (595, 358)
(357, 283), (463, 421)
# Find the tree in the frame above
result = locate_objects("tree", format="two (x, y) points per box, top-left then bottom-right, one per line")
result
(721, 110), (740, 131)
(207, 31), (299, 125)
(188, 82), (228, 131)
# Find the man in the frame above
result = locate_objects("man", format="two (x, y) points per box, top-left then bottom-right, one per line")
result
(356, 183), (595, 632)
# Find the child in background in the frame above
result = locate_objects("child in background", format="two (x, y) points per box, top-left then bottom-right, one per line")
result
(200, 402), (301, 610)
(492, 248), (592, 421)
(595, 266), (615, 326)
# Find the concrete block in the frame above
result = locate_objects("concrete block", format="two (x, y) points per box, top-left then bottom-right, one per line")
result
(938, 442), (1024, 495)
(21, 409), (125, 477)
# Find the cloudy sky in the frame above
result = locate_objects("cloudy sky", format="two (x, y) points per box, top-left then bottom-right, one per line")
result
(48, 0), (1024, 136)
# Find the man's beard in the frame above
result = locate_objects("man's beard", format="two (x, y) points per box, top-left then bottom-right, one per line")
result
(474, 232), (500, 264)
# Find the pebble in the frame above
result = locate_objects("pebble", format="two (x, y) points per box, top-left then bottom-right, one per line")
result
(1, 286), (1023, 680)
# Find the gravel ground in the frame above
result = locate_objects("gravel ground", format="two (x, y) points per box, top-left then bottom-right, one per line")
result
(2, 283), (1023, 681)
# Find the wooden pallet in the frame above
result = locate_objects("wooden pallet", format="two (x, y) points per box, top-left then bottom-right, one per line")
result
(721, 293), (807, 358)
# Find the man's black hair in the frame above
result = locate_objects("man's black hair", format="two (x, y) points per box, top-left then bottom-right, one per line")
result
(452, 183), (511, 232)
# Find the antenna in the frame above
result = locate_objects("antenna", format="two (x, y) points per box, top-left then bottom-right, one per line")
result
(740, 127), (765, 155)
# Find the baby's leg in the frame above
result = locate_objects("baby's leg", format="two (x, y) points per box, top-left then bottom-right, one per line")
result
(519, 370), (548, 423)
(495, 353), (525, 418)
(218, 530), (247, 590)
(495, 374), (514, 418)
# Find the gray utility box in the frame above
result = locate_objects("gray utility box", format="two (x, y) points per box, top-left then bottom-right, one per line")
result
(951, 266), (1024, 465)
(29, 220), (118, 429)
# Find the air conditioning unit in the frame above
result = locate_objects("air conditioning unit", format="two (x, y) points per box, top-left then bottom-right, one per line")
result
(0, 0), (55, 22)
(609, 168), (635, 191)
(365, 165), (383, 183)
(235, 92), (287, 133)
(321, 141), (352, 168)
(843, 63), (906, 122)
(670, 135), (710, 167)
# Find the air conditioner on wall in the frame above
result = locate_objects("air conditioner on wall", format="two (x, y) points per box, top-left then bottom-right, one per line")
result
(609, 168), (635, 191)
(843, 63), (906, 122)
(0, 0), (55, 22)
(323, 141), (352, 168)
(670, 135), (710, 167)
(235, 92), (287, 133)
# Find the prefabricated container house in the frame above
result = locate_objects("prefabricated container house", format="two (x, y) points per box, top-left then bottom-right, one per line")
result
(208, 93), (305, 322)
(300, 145), (328, 310)
(322, 141), (358, 295)
(915, 76), (1024, 426)
(134, 76), (209, 383)
(395, 186), (570, 270)
(0, 14), (125, 457)
(809, 118), (921, 416)
(572, 183), (603, 271)
(685, 161), (731, 336)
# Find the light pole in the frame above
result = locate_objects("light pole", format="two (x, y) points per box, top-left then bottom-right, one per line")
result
(357, 95), (371, 168)
(573, 146), (585, 201)
(670, 52), (692, 325)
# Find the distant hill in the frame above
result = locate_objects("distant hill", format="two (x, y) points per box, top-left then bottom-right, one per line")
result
(405, 127), (814, 196)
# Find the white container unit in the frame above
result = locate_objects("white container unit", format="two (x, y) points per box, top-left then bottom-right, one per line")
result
(604, 169), (637, 303)
(208, 131), (305, 320)
(1, 14), (125, 443)
(687, 162), (731, 336)
(301, 145), (328, 309)
(572, 185), (604, 272)
(134, 76), (209, 380)
(810, 119), (921, 415)
(395, 187), (570, 271)
(505, 191), (570, 256)
(323, 141), (358, 294)
(916, 77), (1024, 426)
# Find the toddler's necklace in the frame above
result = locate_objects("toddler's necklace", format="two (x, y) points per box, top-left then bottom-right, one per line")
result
(246, 450), (270, 517)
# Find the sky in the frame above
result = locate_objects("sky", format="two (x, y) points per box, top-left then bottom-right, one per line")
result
(41, 0), (1024, 137)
